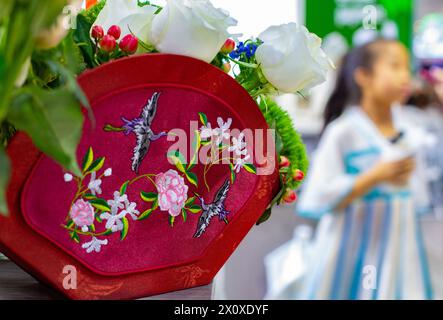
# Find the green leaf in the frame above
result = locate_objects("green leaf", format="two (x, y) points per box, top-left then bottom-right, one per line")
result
(256, 207), (272, 225)
(182, 209), (187, 222)
(120, 180), (129, 196)
(89, 199), (111, 212)
(70, 231), (80, 244)
(103, 229), (113, 236)
(229, 163), (236, 184)
(243, 163), (257, 174)
(86, 157), (105, 174)
(95, 214), (102, 223)
(82, 147), (94, 173)
(66, 220), (75, 229)
(169, 215), (175, 227)
(8, 87), (83, 176)
(89, 224), (95, 233)
(185, 171), (198, 187)
(0, 147), (10, 216)
(188, 130), (201, 170)
(140, 191), (158, 202)
(83, 193), (97, 201)
(167, 150), (187, 173)
(138, 199), (158, 221)
(185, 197), (196, 207)
(198, 112), (208, 126)
(73, 14), (96, 69)
(189, 205), (202, 214)
(121, 217), (129, 241)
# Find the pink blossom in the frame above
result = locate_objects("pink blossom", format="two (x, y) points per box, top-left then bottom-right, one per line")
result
(69, 199), (95, 227)
(155, 170), (188, 217)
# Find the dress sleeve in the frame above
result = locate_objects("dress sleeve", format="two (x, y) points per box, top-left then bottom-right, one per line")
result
(411, 147), (433, 215)
(296, 123), (357, 220)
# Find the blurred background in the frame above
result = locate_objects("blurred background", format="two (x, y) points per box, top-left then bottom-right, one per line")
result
(206, 0), (443, 300)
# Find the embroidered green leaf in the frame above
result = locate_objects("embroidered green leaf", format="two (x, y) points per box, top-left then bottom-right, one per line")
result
(188, 130), (201, 170)
(70, 231), (80, 244)
(189, 205), (202, 214)
(169, 215), (175, 227)
(140, 191), (158, 202)
(121, 217), (129, 241)
(243, 163), (257, 174)
(120, 180), (129, 196)
(103, 229), (113, 236)
(201, 140), (211, 146)
(182, 208), (187, 222)
(185, 171), (198, 187)
(83, 193), (97, 201)
(138, 199), (158, 221)
(66, 220), (75, 229)
(86, 157), (105, 174)
(167, 150), (187, 173)
(89, 224), (95, 232)
(82, 147), (94, 173)
(90, 199), (111, 212)
(229, 163), (236, 183)
(95, 214), (102, 223)
(198, 112), (208, 126)
(185, 197), (196, 207)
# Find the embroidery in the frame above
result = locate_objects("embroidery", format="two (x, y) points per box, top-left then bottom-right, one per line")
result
(104, 92), (167, 173)
(63, 111), (259, 253)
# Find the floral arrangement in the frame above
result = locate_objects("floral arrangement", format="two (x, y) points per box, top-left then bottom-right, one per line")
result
(0, 0), (333, 226)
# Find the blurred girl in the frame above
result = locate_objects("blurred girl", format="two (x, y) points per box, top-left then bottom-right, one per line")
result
(296, 39), (433, 300)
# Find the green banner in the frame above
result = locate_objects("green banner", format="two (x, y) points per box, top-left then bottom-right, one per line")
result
(306, 0), (414, 49)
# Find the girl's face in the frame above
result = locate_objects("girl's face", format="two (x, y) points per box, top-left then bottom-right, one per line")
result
(361, 42), (412, 106)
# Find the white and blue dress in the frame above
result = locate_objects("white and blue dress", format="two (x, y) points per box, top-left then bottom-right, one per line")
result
(296, 106), (434, 300)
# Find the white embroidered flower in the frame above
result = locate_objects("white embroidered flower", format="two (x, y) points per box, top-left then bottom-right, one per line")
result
(200, 122), (214, 141)
(124, 200), (140, 220)
(234, 154), (251, 173)
(107, 191), (127, 214)
(64, 173), (73, 182)
(81, 225), (89, 233)
(82, 237), (108, 254)
(100, 210), (127, 233)
(229, 133), (248, 156)
(104, 168), (113, 177)
(88, 172), (102, 196)
(214, 117), (232, 145)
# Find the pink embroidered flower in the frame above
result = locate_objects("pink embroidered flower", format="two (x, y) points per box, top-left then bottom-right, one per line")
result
(155, 169), (188, 217)
(69, 199), (95, 227)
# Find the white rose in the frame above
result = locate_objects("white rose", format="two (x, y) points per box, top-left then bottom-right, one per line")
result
(93, 0), (157, 43)
(149, 0), (237, 63)
(255, 23), (334, 93)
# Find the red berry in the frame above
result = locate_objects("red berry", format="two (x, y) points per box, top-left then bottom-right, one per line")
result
(283, 189), (297, 204)
(91, 25), (104, 40)
(279, 156), (290, 168)
(293, 169), (305, 182)
(119, 34), (138, 54)
(222, 62), (231, 73)
(107, 25), (121, 40)
(99, 35), (116, 52)
(221, 39), (236, 54)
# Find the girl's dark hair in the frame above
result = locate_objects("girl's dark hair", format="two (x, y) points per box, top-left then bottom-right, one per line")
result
(323, 39), (394, 130)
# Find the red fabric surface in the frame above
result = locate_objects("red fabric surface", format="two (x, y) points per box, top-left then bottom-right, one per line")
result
(0, 54), (280, 299)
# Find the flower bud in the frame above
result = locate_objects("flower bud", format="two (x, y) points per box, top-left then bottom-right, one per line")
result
(107, 25), (121, 40)
(279, 156), (290, 168)
(283, 189), (297, 204)
(293, 169), (305, 182)
(91, 25), (104, 40)
(99, 35), (117, 52)
(119, 34), (139, 54)
(222, 62), (231, 73)
(221, 38), (236, 54)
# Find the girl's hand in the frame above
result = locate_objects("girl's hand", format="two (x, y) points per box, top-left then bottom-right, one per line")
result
(369, 157), (416, 186)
